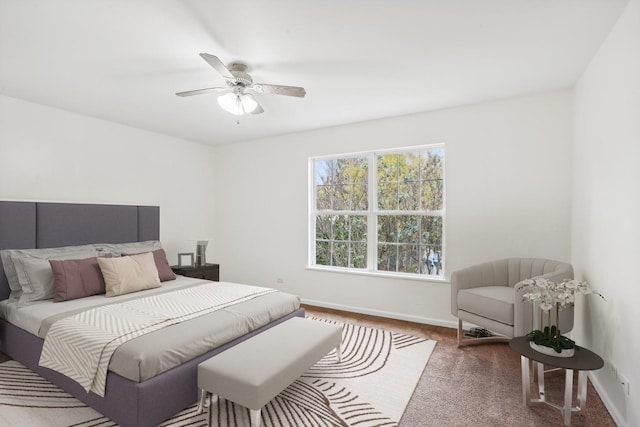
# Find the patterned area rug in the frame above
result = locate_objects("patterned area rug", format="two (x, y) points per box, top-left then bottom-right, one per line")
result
(0, 318), (436, 427)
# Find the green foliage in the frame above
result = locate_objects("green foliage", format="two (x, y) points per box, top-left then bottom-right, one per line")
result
(526, 326), (576, 353)
(315, 215), (367, 269)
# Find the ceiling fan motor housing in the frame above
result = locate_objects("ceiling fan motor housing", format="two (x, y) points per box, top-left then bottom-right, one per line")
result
(228, 63), (252, 86)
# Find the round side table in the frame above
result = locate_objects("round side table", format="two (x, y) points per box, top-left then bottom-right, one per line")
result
(510, 336), (604, 426)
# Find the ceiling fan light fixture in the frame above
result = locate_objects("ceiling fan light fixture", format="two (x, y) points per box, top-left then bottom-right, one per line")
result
(217, 92), (258, 115)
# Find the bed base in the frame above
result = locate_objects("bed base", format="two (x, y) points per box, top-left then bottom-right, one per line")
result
(0, 308), (305, 427)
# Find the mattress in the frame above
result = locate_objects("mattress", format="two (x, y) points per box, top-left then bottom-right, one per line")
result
(0, 276), (300, 382)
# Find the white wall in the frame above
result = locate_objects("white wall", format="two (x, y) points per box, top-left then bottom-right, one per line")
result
(213, 91), (573, 325)
(0, 95), (218, 263)
(572, 0), (640, 425)
(0, 89), (574, 329)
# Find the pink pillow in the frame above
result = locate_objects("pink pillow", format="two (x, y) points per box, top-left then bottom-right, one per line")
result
(49, 256), (109, 302)
(122, 248), (176, 282)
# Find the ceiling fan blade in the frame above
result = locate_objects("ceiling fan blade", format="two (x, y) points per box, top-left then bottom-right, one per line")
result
(176, 87), (228, 97)
(252, 84), (306, 98)
(199, 53), (235, 80)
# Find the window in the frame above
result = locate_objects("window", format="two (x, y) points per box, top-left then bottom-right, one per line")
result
(310, 145), (444, 278)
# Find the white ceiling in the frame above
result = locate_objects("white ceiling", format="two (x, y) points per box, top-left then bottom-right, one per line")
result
(0, 0), (629, 145)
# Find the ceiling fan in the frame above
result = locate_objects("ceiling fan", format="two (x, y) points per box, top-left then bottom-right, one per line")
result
(176, 53), (306, 116)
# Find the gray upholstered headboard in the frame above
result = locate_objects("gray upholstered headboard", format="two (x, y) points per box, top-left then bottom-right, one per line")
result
(0, 201), (160, 301)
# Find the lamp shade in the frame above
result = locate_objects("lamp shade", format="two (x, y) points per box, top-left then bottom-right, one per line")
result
(217, 92), (258, 115)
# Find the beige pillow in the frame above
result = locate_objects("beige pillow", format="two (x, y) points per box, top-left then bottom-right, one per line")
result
(98, 252), (161, 297)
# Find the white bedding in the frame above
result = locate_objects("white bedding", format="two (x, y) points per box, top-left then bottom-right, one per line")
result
(0, 275), (203, 337)
(40, 281), (277, 396)
(1, 276), (302, 383)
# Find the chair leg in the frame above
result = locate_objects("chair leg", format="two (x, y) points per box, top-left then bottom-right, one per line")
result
(456, 318), (510, 347)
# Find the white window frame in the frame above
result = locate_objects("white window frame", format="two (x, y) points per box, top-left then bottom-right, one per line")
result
(308, 143), (445, 280)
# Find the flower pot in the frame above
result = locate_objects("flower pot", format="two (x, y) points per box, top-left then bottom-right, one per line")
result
(529, 341), (575, 358)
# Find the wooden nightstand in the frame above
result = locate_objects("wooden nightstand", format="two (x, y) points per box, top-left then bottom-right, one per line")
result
(171, 263), (220, 281)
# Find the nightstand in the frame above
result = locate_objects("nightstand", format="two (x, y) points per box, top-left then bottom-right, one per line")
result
(171, 263), (220, 281)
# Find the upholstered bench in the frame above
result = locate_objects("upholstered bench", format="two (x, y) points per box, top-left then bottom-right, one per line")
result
(197, 317), (343, 427)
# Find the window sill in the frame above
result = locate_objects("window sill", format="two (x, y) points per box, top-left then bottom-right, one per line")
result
(305, 265), (449, 284)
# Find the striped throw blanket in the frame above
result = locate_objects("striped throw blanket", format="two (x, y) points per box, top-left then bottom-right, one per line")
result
(39, 282), (276, 396)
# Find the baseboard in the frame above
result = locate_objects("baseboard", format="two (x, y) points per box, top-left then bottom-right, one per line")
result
(300, 298), (458, 329)
(588, 372), (626, 427)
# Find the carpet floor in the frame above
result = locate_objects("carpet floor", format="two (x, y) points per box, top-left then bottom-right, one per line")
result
(0, 316), (435, 427)
(0, 305), (617, 426)
(303, 305), (617, 427)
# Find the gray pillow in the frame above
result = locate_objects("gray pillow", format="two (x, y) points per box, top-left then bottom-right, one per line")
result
(95, 240), (162, 257)
(0, 250), (23, 300)
(1, 244), (97, 301)
(14, 257), (56, 305)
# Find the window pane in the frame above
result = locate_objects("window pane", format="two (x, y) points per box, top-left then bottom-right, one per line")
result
(377, 244), (397, 272)
(398, 244), (420, 273)
(377, 215), (397, 243)
(423, 216), (443, 246)
(377, 183), (398, 210)
(315, 159), (333, 185)
(377, 154), (397, 183)
(352, 184), (368, 210)
(331, 185), (348, 210)
(315, 216), (331, 240)
(421, 216), (443, 276)
(332, 215), (349, 241)
(420, 149), (444, 181)
(400, 152), (420, 182)
(422, 245), (442, 276)
(397, 215), (420, 244)
(351, 215), (368, 242)
(351, 242), (367, 268)
(315, 240), (329, 265)
(421, 180), (443, 211)
(343, 158), (368, 184)
(378, 150), (441, 213)
(316, 185), (332, 210)
(332, 242), (349, 267)
(398, 181), (420, 210)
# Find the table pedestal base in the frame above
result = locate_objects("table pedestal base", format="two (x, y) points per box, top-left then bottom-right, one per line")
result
(520, 356), (588, 426)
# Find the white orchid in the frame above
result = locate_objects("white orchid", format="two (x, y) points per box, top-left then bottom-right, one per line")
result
(539, 302), (554, 312)
(523, 291), (541, 301)
(522, 277), (604, 335)
(522, 277), (604, 353)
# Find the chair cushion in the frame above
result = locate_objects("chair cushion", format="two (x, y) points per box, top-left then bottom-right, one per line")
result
(457, 286), (514, 326)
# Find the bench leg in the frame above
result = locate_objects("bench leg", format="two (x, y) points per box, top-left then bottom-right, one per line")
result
(336, 344), (342, 362)
(250, 408), (261, 427)
(197, 389), (209, 414)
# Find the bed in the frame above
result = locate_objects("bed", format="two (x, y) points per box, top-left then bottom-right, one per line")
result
(0, 201), (304, 427)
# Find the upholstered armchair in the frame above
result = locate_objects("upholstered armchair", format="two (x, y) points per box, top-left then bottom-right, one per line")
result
(451, 258), (574, 346)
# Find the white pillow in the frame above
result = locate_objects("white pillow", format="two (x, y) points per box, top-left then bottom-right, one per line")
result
(98, 252), (161, 297)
